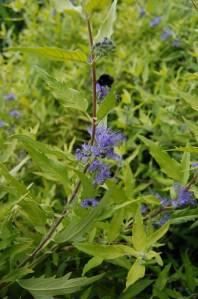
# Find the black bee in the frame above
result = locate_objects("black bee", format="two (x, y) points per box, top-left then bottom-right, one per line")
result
(97, 74), (114, 88)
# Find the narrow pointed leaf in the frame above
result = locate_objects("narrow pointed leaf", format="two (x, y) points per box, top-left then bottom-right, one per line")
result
(95, 0), (118, 41)
(53, 0), (82, 15)
(126, 259), (145, 289)
(132, 207), (147, 251)
(82, 256), (103, 276)
(18, 273), (103, 296)
(147, 222), (169, 249)
(140, 136), (182, 182)
(8, 47), (87, 63)
(84, 0), (111, 14)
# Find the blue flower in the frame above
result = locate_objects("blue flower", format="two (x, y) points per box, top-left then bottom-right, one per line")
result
(159, 213), (170, 226)
(154, 193), (170, 207)
(76, 126), (124, 185)
(4, 92), (16, 101)
(150, 16), (161, 28)
(88, 160), (111, 185)
(95, 126), (124, 150)
(0, 120), (6, 128)
(172, 38), (180, 48)
(9, 109), (21, 118)
(139, 7), (146, 17)
(96, 82), (109, 101)
(192, 162), (198, 168)
(172, 187), (196, 208)
(160, 29), (172, 40)
(81, 198), (99, 208)
(141, 204), (148, 214)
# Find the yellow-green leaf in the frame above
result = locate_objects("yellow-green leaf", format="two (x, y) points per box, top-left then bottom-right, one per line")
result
(96, 0), (118, 41)
(82, 257), (103, 276)
(84, 0), (111, 14)
(53, 0), (82, 15)
(147, 222), (169, 249)
(132, 207), (147, 251)
(140, 136), (182, 182)
(126, 259), (145, 289)
(8, 47), (87, 63)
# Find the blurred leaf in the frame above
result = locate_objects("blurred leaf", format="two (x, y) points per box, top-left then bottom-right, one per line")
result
(126, 259), (145, 289)
(182, 251), (196, 292)
(16, 135), (69, 191)
(119, 279), (153, 298)
(8, 47), (87, 63)
(84, 0), (111, 14)
(154, 264), (171, 291)
(95, 0), (118, 41)
(97, 87), (116, 120)
(107, 208), (124, 242)
(0, 162), (27, 196)
(18, 273), (103, 297)
(171, 208), (198, 224)
(55, 207), (102, 243)
(36, 66), (88, 111)
(132, 207), (147, 251)
(75, 171), (97, 198)
(74, 243), (137, 259)
(140, 136), (182, 182)
(53, 0), (82, 15)
(19, 199), (46, 229)
(146, 222), (169, 249)
(82, 256), (103, 276)
(180, 151), (190, 185)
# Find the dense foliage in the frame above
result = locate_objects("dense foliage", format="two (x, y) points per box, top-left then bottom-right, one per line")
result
(0, 0), (198, 298)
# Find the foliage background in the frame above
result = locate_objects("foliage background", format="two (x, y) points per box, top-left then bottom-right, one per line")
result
(0, 0), (198, 298)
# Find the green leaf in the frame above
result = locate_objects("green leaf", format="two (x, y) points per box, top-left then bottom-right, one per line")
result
(8, 47), (87, 63)
(182, 251), (196, 292)
(16, 135), (69, 191)
(146, 222), (169, 249)
(132, 207), (147, 251)
(53, 0), (82, 15)
(82, 256), (103, 276)
(75, 171), (97, 198)
(74, 243), (138, 260)
(97, 87), (116, 120)
(84, 0), (111, 14)
(154, 264), (171, 291)
(0, 162), (27, 196)
(55, 207), (102, 243)
(119, 279), (153, 298)
(18, 273), (103, 297)
(176, 90), (198, 112)
(95, 0), (118, 41)
(107, 208), (124, 242)
(19, 199), (46, 228)
(36, 66), (88, 111)
(180, 151), (190, 185)
(126, 259), (145, 289)
(171, 208), (198, 225)
(140, 136), (182, 182)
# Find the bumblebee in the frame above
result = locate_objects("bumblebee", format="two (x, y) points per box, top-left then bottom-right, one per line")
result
(97, 74), (114, 88)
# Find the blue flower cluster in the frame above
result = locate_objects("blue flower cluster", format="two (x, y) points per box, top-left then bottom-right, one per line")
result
(0, 93), (21, 130)
(139, 8), (181, 48)
(158, 186), (196, 209)
(80, 198), (99, 208)
(76, 125), (124, 187)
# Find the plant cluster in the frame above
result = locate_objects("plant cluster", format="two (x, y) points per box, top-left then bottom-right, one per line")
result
(0, 0), (198, 298)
